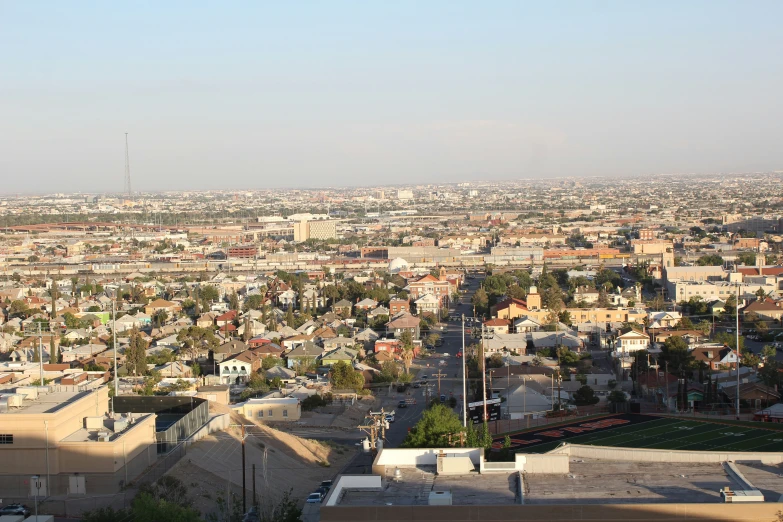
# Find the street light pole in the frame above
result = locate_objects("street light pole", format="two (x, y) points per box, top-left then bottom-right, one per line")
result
(735, 279), (741, 419)
(112, 300), (117, 411)
(461, 313), (467, 427)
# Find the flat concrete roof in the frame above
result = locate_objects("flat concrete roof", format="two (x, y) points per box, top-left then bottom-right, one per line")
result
(3, 390), (89, 414)
(338, 466), (518, 506)
(61, 414), (152, 442)
(525, 459), (783, 504)
(336, 459), (783, 507)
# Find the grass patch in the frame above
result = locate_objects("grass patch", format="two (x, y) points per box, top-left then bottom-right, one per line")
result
(502, 414), (783, 454)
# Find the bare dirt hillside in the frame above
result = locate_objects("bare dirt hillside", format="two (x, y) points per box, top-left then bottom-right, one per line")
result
(166, 403), (356, 518)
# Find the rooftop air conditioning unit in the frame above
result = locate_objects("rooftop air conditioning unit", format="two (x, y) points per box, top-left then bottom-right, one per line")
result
(16, 387), (38, 400)
(85, 416), (104, 430)
(1, 394), (24, 408)
(97, 432), (111, 442)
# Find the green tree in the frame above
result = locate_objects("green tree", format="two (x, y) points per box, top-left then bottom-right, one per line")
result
(376, 361), (401, 382)
(541, 285), (563, 311)
(608, 390), (627, 404)
(596, 288), (610, 308)
(200, 285), (219, 308)
(487, 353), (504, 368)
(696, 253), (724, 266)
(513, 270), (532, 291)
(696, 320), (712, 336)
(128, 492), (201, 522)
(741, 351), (761, 368)
(471, 287), (489, 314)
(8, 300), (29, 318)
(399, 330), (414, 373)
(573, 385), (600, 405)
(762, 345), (777, 365)
(261, 356), (282, 370)
(402, 403), (465, 448)
(176, 326), (220, 364)
(243, 294), (264, 311)
(661, 335), (694, 373)
(329, 361), (364, 391)
(736, 251), (756, 266)
(126, 328), (148, 376)
(507, 284), (526, 300)
(153, 309), (169, 328)
(229, 290), (239, 311)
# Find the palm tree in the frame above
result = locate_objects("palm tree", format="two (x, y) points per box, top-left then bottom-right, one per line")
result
(401, 345), (414, 374)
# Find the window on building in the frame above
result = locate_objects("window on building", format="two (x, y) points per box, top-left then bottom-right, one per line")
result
(283, 409), (288, 418)
(268, 409), (273, 417)
(0, 434), (13, 444)
(257, 410), (263, 418)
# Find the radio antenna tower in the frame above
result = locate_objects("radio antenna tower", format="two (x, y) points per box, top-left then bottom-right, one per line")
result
(124, 132), (132, 198)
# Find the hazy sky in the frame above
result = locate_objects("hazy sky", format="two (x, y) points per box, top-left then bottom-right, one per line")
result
(2, 1), (782, 194)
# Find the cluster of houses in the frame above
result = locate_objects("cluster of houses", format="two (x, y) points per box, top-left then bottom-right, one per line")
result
(0, 262), (464, 394)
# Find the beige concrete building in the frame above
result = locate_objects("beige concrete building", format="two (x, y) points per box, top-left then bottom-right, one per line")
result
(0, 385), (157, 496)
(232, 391), (301, 422)
(293, 219), (337, 241)
(630, 239), (672, 255)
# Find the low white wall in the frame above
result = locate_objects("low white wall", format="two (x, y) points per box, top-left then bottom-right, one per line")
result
(324, 475), (382, 507)
(552, 444), (783, 465)
(517, 453), (570, 474)
(374, 448), (483, 468)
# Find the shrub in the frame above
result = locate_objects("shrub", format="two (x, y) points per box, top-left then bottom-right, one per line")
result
(301, 394), (327, 411)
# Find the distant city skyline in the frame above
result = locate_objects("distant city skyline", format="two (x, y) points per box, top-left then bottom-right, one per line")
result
(2, 1), (782, 194)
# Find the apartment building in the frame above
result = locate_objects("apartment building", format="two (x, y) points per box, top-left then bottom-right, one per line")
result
(667, 280), (775, 302)
(293, 219), (338, 241)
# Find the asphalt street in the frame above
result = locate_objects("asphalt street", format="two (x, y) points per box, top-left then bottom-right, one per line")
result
(383, 275), (485, 446)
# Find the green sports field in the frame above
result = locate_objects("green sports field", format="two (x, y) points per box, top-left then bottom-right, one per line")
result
(506, 415), (783, 454)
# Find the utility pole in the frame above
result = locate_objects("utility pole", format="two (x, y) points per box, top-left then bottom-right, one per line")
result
(735, 279), (741, 419)
(229, 423), (253, 514)
(242, 424), (248, 513)
(358, 408), (388, 452)
(481, 321), (488, 422)
(462, 313), (467, 427)
(440, 431), (466, 448)
(37, 322), (44, 385)
(112, 300), (118, 411)
(433, 370), (447, 396)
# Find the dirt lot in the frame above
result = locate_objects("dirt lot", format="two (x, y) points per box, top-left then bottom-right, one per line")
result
(166, 404), (357, 519)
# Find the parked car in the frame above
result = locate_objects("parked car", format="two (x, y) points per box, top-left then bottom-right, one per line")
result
(398, 400), (407, 408)
(316, 486), (330, 497)
(413, 382), (421, 388)
(0, 505), (31, 517)
(440, 394), (446, 403)
(320, 480), (333, 490)
(385, 413), (395, 423)
(306, 492), (323, 504)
